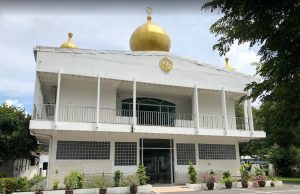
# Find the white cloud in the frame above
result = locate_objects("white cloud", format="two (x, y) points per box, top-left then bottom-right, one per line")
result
(4, 99), (24, 109)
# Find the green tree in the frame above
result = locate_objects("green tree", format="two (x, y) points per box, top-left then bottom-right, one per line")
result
(0, 104), (37, 161)
(202, 0), (300, 144)
(203, 0), (300, 176)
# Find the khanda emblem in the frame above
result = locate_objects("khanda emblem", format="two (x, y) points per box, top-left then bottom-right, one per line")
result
(159, 56), (173, 73)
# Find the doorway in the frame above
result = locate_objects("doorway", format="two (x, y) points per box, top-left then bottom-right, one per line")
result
(140, 139), (174, 184)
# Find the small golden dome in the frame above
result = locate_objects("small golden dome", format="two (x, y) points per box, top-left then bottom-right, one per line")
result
(225, 57), (235, 71)
(130, 7), (171, 52)
(60, 32), (77, 49)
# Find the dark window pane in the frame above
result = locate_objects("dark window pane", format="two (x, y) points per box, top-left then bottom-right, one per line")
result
(56, 141), (110, 160)
(142, 139), (172, 148)
(198, 144), (236, 160)
(176, 143), (196, 165)
(115, 142), (137, 166)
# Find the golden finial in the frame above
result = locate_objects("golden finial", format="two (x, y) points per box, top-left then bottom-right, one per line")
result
(225, 57), (235, 71)
(60, 32), (77, 49)
(146, 7), (152, 21)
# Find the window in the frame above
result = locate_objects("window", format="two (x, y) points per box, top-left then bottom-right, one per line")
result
(42, 162), (48, 170)
(56, 141), (110, 160)
(115, 142), (137, 166)
(176, 143), (196, 165)
(198, 144), (236, 160)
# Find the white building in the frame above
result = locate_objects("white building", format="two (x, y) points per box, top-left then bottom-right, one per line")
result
(29, 10), (265, 188)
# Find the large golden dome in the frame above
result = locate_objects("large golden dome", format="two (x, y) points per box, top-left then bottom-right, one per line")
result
(130, 8), (171, 52)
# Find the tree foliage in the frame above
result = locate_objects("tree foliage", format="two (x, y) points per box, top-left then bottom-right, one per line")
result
(0, 104), (37, 161)
(203, 0), (300, 147)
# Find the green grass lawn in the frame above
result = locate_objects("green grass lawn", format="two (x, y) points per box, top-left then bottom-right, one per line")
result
(278, 177), (300, 184)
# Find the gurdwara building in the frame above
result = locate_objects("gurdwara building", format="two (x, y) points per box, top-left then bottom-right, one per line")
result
(29, 10), (265, 187)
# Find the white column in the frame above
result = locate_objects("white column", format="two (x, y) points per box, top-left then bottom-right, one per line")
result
(221, 87), (228, 134)
(133, 78), (137, 128)
(194, 84), (200, 133)
(243, 100), (249, 130)
(54, 71), (62, 126)
(96, 74), (101, 128)
(247, 92), (254, 133)
(46, 138), (53, 189)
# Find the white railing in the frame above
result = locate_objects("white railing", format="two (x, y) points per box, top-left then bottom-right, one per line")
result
(137, 110), (195, 128)
(59, 105), (96, 123)
(199, 115), (224, 129)
(99, 108), (133, 124)
(32, 104), (249, 130)
(33, 104), (55, 121)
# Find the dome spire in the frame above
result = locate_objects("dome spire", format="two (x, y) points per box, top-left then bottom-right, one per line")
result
(129, 7), (171, 52)
(225, 57), (235, 71)
(60, 32), (77, 49)
(146, 6), (152, 21)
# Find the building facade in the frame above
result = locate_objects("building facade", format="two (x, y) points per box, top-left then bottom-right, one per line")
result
(30, 11), (265, 188)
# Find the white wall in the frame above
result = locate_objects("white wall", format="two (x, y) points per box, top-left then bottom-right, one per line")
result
(60, 78), (97, 107)
(47, 133), (140, 189)
(33, 76), (45, 119)
(35, 47), (257, 94)
(46, 132), (241, 188)
(198, 92), (236, 129)
(59, 78), (116, 109)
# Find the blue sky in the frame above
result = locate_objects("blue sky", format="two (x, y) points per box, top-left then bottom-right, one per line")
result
(0, 1), (260, 113)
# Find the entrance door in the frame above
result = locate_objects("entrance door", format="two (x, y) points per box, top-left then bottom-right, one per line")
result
(143, 149), (171, 184)
(140, 139), (174, 184)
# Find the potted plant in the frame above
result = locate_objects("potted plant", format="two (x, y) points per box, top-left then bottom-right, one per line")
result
(35, 186), (44, 194)
(92, 176), (111, 194)
(188, 162), (197, 184)
(240, 166), (250, 188)
(221, 171), (234, 189)
(113, 170), (123, 187)
(202, 170), (217, 190)
(255, 167), (266, 187)
(136, 165), (147, 185)
(63, 171), (84, 194)
(269, 176), (277, 187)
(256, 175), (267, 187)
(127, 174), (139, 194)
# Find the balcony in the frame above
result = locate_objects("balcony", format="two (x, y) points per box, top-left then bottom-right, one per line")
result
(33, 104), (249, 130)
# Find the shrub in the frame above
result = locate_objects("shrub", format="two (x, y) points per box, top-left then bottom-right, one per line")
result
(188, 162), (197, 184)
(113, 170), (123, 187)
(256, 175), (267, 182)
(1, 177), (29, 193)
(201, 173), (217, 183)
(136, 165), (147, 185)
(52, 179), (60, 190)
(255, 167), (265, 176)
(0, 178), (4, 193)
(91, 176), (111, 189)
(240, 166), (250, 182)
(126, 174), (139, 186)
(221, 171), (234, 182)
(63, 171), (84, 190)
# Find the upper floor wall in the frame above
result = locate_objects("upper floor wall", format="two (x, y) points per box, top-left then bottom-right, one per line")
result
(34, 46), (259, 94)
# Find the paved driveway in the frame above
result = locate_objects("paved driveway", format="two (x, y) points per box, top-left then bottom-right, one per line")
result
(152, 184), (300, 194)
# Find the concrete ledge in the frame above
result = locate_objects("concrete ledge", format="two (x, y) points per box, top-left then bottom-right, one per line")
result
(186, 181), (283, 191)
(13, 185), (152, 194)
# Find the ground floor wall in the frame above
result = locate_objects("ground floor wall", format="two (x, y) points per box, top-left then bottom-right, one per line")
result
(46, 131), (241, 188)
